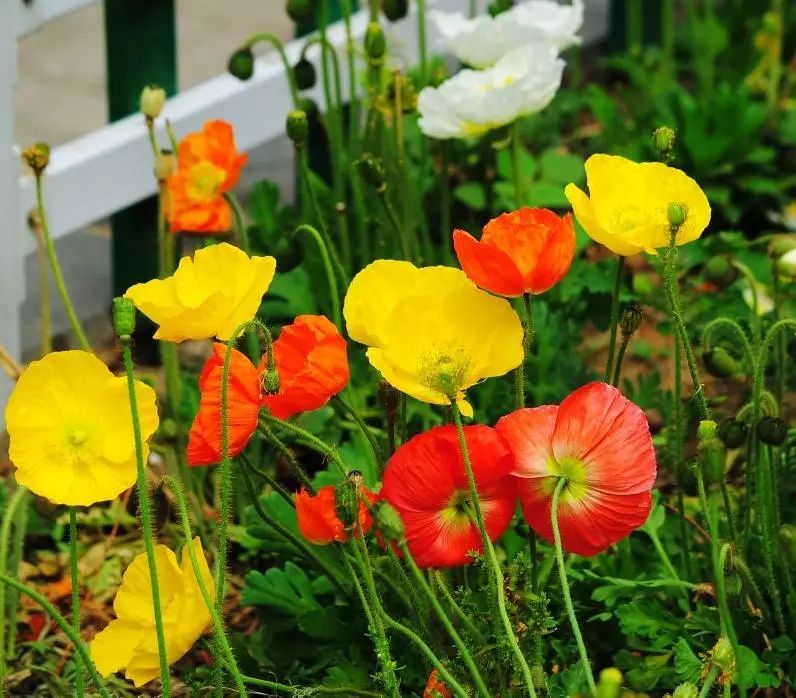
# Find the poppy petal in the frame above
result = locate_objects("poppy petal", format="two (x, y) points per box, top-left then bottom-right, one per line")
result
(453, 229), (526, 296)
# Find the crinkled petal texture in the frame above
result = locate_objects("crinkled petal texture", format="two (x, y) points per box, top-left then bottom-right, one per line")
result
(5, 351), (158, 506)
(167, 120), (248, 234)
(454, 208), (575, 296)
(430, 0), (583, 69)
(496, 382), (656, 556)
(565, 154), (711, 256)
(263, 315), (350, 419)
(344, 261), (523, 415)
(296, 486), (377, 545)
(125, 242), (275, 342)
(187, 344), (262, 466)
(381, 425), (517, 568)
(91, 538), (214, 687)
(418, 44), (564, 140)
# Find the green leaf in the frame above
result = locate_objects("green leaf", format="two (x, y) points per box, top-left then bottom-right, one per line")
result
(673, 638), (701, 682)
(737, 645), (780, 689)
(539, 149), (584, 185)
(453, 182), (487, 210)
(242, 561), (332, 615)
(248, 180), (281, 235)
(526, 181), (569, 208)
(496, 147), (536, 183)
(261, 266), (318, 318)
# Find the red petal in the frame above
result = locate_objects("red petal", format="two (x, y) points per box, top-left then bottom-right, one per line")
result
(453, 229), (526, 297)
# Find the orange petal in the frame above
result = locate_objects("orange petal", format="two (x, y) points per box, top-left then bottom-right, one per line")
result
(452, 229), (525, 297)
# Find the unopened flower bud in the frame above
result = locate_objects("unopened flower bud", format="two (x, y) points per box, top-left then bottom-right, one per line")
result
(112, 297), (137, 338)
(775, 248), (796, 282)
(356, 153), (387, 192)
(382, 0), (409, 21)
(228, 47), (255, 81)
(757, 416), (787, 446)
(672, 683), (698, 698)
(154, 150), (176, 182)
(334, 472), (362, 530)
(697, 419), (718, 441)
(779, 524), (796, 568)
(261, 367), (281, 396)
(286, 0), (315, 24)
(767, 234), (796, 259)
(652, 126), (676, 160)
(667, 202), (687, 228)
(21, 143), (50, 175)
(718, 418), (747, 449)
(697, 422), (725, 487)
(375, 501), (405, 542)
(365, 22), (386, 60)
(140, 84), (166, 120)
(703, 346), (736, 379)
(620, 303), (642, 337)
(595, 667), (623, 698)
(160, 418), (178, 440)
(711, 636), (735, 673)
(286, 109), (309, 147)
(293, 57), (316, 90)
(703, 255), (738, 288)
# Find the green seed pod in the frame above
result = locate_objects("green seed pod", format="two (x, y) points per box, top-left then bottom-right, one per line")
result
(356, 153), (387, 192)
(286, 0), (315, 24)
(778, 524), (796, 568)
(140, 84), (166, 119)
(227, 47), (255, 81)
(652, 126), (676, 160)
(286, 109), (309, 147)
(382, 0), (409, 21)
(620, 303), (643, 337)
(703, 346), (737, 379)
(261, 367), (281, 396)
(112, 297), (137, 338)
(595, 667), (623, 698)
(374, 501), (405, 542)
(365, 21), (386, 60)
(672, 683), (698, 698)
(293, 57), (316, 90)
(717, 418), (748, 449)
(667, 202), (687, 228)
(757, 416), (788, 446)
(334, 472), (363, 530)
(703, 255), (738, 288)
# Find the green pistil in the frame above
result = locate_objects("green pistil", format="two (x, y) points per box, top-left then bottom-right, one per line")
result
(542, 455), (589, 502)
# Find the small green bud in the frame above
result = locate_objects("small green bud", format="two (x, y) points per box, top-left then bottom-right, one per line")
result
(356, 153), (387, 192)
(703, 346), (737, 379)
(667, 202), (687, 228)
(286, 0), (315, 24)
(293, 57), (316, 90)
(160, 418), (178, 440)
(140, 84), (166, 119)
(382, 0), (409, 21)
(757, 416), (788, 446)
(595, 667), (623, 698)
(779, 524), (796, 568)
(672, 682), (698, 698)
(286, 109), (309, 146)
(334, 472), (363, 530)
(619, 303), (643, 337)
(261, 367), (281, 396)
(21, 142), (50, 175)
(374, 501), (405, 542)
(112, 297), (136, 337)
(703, 255), (738, 288)
(717, 418), (748, 449)
(228, 47), (255, 81)
(652, 126), (676, 160)
(697, 419), (718, 441)
(365, 22), (386, 60)
(711, 636), (735, 673)
(775, 249), (796, 282)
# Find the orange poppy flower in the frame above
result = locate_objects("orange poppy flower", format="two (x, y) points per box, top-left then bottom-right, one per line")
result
(296, 485), (377, 545)
(187, 315), (349, 466)
(453, 207), (575, 296)
(167, 120), (248, 234)
(424, 670), (452, 698)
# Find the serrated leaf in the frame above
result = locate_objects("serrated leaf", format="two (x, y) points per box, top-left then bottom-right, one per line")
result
(673, 638), (701, 682)
(242, 561), (332, 615)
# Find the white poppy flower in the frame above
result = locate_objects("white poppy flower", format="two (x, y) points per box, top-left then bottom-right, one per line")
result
(417, 43), (564, 140)
(431, 0), (583, 69)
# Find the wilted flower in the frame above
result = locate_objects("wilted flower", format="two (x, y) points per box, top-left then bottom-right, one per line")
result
(417, 44), (564, 140)
(5, 351), (158, 506)
(125, 243), (276, 343)
(431, 0), (583, 69)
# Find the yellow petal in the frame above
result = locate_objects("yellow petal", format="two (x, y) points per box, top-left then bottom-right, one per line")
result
(114, 546), (184, 625)
(456, 395), (474, 418)
(90, 618), (144, 678)
(565, 183), (642, 256)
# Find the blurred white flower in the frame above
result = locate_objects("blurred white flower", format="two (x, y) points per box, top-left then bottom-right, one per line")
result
(418, 43), (564, 140)
(431, 0), (583, 69)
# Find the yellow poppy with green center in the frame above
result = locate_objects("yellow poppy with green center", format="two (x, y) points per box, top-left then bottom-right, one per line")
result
(344, 260), (524, 416)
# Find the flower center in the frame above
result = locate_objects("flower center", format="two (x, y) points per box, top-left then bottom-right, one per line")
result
(543, 455), (589, 502)
(62, 422), (96, 462)
(186, 160), (227, 202)
(420, 348), (471, 398)
(438, 489), (474, 530)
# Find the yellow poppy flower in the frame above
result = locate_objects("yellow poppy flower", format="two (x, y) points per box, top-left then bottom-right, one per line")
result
(564, 154), (711, 256)
(90, 537), (214, 687)
(344, 260), (523, 416)
(4, 351), (158, 506)
(125, 242), (276, 342)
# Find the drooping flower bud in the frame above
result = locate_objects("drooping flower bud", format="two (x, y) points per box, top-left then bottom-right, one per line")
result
(293, 57), (316, 90)
(717, 418), (748, 449)
(228, 47), (255, 81)
(365, 22), (386, 60)
(21, 143), (50, 175)
(672, 683), (698, 698)
(779, 524), (796, 568)
(757, 416), (788, 446)
(140, 84), (166, 119)
(619, 303), (642, 338)
(335, 471), (363, 530)
(667, 202), (687, 228)
(703, 255), (738, 288)
(260, 367), (281, 396)
(286, 0), (315, 24)
(374, 501), (405, 543)
(652, 126), (676, 161)
(356, 153), (387, 192)
(286, 109), (309, 147)
(595, 667), (623, 698)
(383, 0), (409, 21)
(703, 346), (737, 379)
(112, 296), (137, 338)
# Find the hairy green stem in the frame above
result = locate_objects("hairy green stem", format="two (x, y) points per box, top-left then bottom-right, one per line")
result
(259, 421), (315, 492)
(333, 396), (384, 471)
(433, 571), (482, 639)
(0, 487), (28, 687)
(238, 451), (295, 509)
(515, 294), (535, 409)
(68, 509), (85, 697)
(604, 256), (625, 383)
(260, 415), (348, 475)
(295, 222), (343, 332)
(242, 33), (300, 106)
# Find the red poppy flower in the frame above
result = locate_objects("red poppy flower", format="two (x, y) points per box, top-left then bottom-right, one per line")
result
(296, 485), (377, 545)
(380, 425), (517, 568)
(424, 670), (452, 698)
(496, 382), (656, 556)
(187, 314), (348, 466)
(453, 207), (575, 296)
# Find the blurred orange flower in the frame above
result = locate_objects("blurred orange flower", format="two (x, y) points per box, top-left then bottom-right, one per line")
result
(424, 669), (452, 698)
(453, 207), (575, 296)
(167, 120), (248, 234)
(295, 486), (377, 545)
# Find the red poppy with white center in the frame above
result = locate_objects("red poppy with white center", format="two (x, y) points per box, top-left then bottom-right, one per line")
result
(496, 382), (656, 556)
(381, 425), (517, 568)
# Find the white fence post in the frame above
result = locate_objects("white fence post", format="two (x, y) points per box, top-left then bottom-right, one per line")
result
(1, 0), (24, 427)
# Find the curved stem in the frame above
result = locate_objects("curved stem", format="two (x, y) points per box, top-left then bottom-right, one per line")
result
(260, 414), (348, 475)
(259, 421), (315, 492)
(550, 479), (596, 695)
(35, 176), (90, 351)
(223, 192), (250, 254)
(120, 337), (171, 696)
(30, 222), (52, 355)
(0, 487), (28, 686)
(240, 672), (380, 696)
(0, 573), (111, 697)
(242, 33), (300, 106)
(702, 317), (755, 373)
(515, 294), (535, 408)
(433, 571), (482, 639)
(604, 256), (625, 383)
(333, 396), (384, 471)
(378, 190), (413, 261)
(698, 664), (720, 698)
(238, 451), (295, 508)
(296, 219), (344, 331)
(451, 403), (537, 697)
(164, 476), (247, 696)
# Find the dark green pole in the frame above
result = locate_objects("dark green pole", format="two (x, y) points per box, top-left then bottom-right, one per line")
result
(104, 0), (177, 360)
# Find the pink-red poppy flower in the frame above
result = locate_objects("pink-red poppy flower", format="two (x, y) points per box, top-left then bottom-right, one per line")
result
(295, 486), (377, 545)
(496, 382), (656, 556)
(453, 207), (575, 297)
(381, 425), (517, 568)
